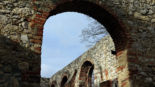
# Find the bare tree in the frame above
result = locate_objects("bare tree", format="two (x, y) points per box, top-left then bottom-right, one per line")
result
(79, 15), (108, 48)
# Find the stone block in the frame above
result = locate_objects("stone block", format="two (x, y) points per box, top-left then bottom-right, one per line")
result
(22, 21), (28, 29)
(20, 34), (28, 44)
(0, 70), (4, 75)
(0, 64), (3, 67)
(18, 62), (29, 70)
(10, 77), (19, 87)
(0, 77), (8, 83)
(0, 15), (8, 24)
(4, 65), (11, 72)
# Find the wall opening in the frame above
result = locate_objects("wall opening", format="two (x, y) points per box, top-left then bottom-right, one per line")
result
(100, 80), (110, 87)
(51, 84), (55, 87)
(88, 66), (94, 87)
(42, 11), (106, 78)
(49, 1), (128, 52)
(46, 0), (128, 86)
(61, 76), (68, 87)
(79, 61), (94, 87)
(51, 81), (57, 87)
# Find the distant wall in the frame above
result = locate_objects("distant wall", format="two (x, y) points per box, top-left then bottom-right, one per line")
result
(40, 77), (50, 87)
(50, 35), (118, 87)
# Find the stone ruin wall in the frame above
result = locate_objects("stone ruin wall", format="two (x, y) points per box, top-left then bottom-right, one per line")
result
(0, 0), (41, 87)
(40, 77), (50, 87)
(50, 35), (118, 87)
(0, 0), (155, 87)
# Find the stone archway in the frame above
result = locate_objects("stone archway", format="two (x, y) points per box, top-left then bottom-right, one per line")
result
(33, 1), (130, 86)
(0, 0), (155, 87)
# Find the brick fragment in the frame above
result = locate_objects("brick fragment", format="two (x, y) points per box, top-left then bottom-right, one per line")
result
(34, 51), (41, 54)
(37, 33), (43, 36)
(33, 36), (42, 40)
(37, 26), (44, 30)
(35, 47), (41, 50)
(30, 39), (42, 43)
(117, 66), (125, 71)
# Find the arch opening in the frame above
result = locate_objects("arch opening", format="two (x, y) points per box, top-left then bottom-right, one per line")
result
(51, 84), (55, 87)
(88, 65), (94, 87)
(51, 81), (57, 87)
(79, 61), (94, 87)
(61, 76), (68, 87)
(46, 0), (129, 87)
(65, 70), (77, 87)
(41, 12), (98, 78)
(49, 0), (128, 52)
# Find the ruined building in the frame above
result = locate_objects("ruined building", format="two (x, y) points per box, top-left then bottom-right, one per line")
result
(0, 0), (155, 87)
(50, 35), (117, 87)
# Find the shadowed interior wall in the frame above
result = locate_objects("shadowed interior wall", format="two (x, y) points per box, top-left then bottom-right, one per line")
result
(51, 84), (54, 87)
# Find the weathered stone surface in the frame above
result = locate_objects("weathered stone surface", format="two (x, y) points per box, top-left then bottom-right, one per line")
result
(10, 35), (18, 40)
(0, 9), (10, 13)
(0, 70), (4, 75)
(10, 77), (19, 87)
(134, 12), (150, 21)
(4, 65), (11, 72)
(140, 72), (147, 76)
(12, 8), (22, 14)
(151, 18), (155, 23)
(40, 77), (50, 87)
(3, 1), (11, 4)
(22, 21), (28, 29)
(20, 35), (28, 44)
(152, 67), (155, 71)
(18, 62), (29, 70)
(0, 15), (8, 24)
(0, 64), (3, 67)
(0, 82), (8, 87)
(2, 24), (19, 33)
(145, 77), (153, 82)
(139, 9), (148, 15)
(0, 77), (8, 83)
(148, 9), (154, 15)
(4, 73), (11, 77)
(0, 0), (154, 87)
(12, 7), (34, 17)
(11, 15), (21, 19)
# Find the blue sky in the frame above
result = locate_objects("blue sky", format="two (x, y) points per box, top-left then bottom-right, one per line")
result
(41, 12), (98, 78)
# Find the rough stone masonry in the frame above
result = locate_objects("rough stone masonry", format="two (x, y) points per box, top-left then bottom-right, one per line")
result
(40, 77), (50, 87)
(0, 0), (155, 87)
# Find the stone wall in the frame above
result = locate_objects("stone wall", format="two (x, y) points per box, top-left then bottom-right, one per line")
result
(0, 0), (155, 87)
(50, 35), (118, 87)
(0, 0), (41, 86)
(40, 77), (50, 87)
